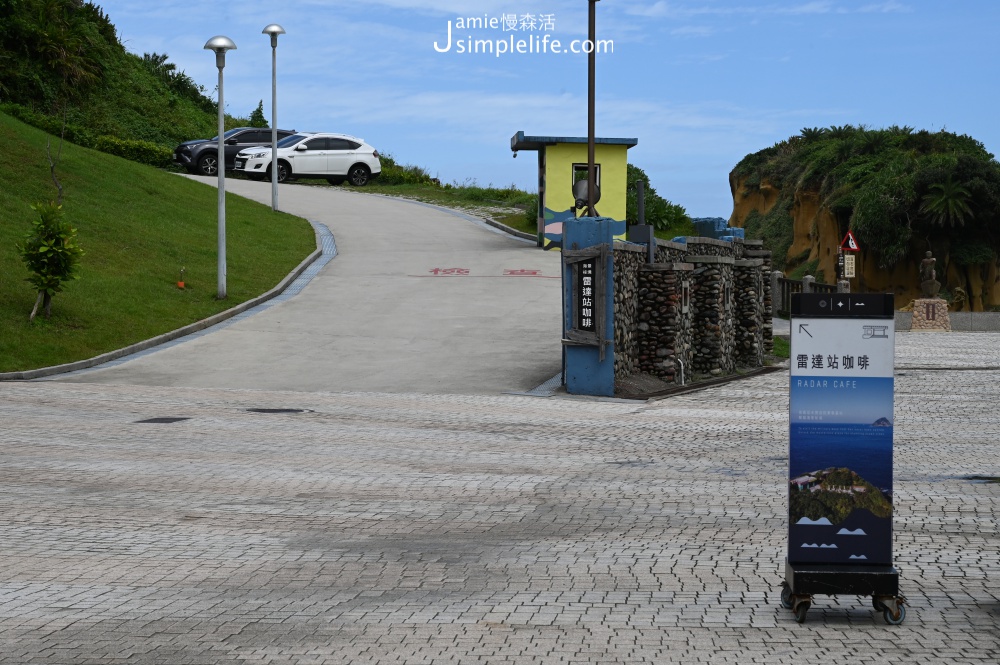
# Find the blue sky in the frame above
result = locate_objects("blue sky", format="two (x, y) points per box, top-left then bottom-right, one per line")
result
(97, 1), (1000, 217)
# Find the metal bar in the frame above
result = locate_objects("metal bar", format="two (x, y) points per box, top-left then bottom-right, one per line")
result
(586, 0), (597, 217)
(270, 42), (278, 211)
(216, 65), (226, 299)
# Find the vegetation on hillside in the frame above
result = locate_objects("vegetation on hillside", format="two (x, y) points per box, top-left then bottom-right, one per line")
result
(0, 112), (314, 372)
(0, 0), (255, 158)
(733, 125), (1000, 270)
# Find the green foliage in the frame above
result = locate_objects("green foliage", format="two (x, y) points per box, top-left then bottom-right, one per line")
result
(0, 0), (242, 166)
(18, 201), (83, 296)
(920, 176), (972, 227)
(377, 153), (436, 186)
(248, 100), (268, 128)
(732, 124), (1000, 270)
(625, 163), (693, 236)
(93, 135), (172, 168)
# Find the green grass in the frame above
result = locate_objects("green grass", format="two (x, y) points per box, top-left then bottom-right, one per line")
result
(772, 336), (790, 359)
(0, 113), (315, 373)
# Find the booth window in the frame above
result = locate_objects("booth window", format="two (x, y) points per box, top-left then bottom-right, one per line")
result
(572, 163), (601, 187)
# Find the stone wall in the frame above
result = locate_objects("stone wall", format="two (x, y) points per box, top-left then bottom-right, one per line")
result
(745, 241), (774, 354)
(612, 244), (645, 380)
(734, 259), (765, 366)
(689, 257), (736, 376)
(635, 264), (693, 383)
(611, 236), (772, 387)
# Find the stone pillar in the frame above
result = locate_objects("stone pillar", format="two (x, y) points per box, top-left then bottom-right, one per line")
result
(911, 298), (951, 331)
(802, 275), (815, 293)
(837, 279), (850, 293)
(771, 270), (782, 304)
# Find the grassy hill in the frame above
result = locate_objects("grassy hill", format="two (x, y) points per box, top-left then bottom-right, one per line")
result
(0, 112), (315, 372)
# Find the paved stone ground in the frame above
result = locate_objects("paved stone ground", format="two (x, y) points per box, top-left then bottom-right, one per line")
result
(1, 332), (998, 663)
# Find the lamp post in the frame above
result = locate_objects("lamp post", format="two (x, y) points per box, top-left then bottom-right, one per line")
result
(587, 0), (599, 217)
(262, 24), (285, 212)
(204, 35), (237, 300)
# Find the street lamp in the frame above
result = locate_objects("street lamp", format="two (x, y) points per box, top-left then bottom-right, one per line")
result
(587, 0), (599, 217)
(262, 23), (286, 212)
(204, 35), (237, 300)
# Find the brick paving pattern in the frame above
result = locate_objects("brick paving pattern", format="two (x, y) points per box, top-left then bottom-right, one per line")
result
(1, 331), (998, 663)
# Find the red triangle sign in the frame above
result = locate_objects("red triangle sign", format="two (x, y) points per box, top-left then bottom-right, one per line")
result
(841, 230), (860, 252)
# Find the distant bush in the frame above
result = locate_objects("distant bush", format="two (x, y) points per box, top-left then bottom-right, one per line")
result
(377, 154), (436, 185)
(94, 136), (173, 169)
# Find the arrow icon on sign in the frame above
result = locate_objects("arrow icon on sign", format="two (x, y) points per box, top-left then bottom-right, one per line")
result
(798, 324), (813, 338)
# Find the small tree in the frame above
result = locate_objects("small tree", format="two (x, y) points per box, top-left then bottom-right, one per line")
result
(248, 100), (268, 128)
(18, 202), (84, 321)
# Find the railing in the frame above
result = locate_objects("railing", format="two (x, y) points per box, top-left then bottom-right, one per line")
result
(774, 274), (839, 318)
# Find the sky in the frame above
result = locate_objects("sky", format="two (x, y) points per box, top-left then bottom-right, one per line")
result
(95, 0), (1000, 217)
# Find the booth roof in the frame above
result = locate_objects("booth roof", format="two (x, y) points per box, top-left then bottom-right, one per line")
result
(510, 131), (639, 152)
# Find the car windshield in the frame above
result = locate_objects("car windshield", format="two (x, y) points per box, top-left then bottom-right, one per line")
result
(277, 134), (310, 148)
(210, 128), (249, 141)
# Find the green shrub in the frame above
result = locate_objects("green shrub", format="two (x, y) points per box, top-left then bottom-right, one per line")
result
(94, 135), (173, 168)
(17, 202), (84, 320)
(378, 154), (436, 186)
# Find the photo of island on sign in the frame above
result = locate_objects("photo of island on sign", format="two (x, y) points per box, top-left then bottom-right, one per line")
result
(788, 299), (896, 567)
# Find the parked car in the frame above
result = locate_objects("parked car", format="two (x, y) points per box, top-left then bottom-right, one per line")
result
(234, 132), (381, 186)
(174, 127), (297, 176)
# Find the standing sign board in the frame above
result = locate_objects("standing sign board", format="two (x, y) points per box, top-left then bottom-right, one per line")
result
(782, 293), (904, 624)
(789, 293), (895, 565)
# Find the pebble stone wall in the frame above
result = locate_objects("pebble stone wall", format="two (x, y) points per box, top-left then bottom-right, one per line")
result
(612, 236), (772, 387)
(612, 245), (645, 379)
(634, 264), (693, 383)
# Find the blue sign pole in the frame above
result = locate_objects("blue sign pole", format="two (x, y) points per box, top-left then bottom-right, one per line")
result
(562, 217), (616, 396)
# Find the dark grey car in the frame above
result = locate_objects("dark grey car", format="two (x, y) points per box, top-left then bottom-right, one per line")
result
(173, 127), (297, 176)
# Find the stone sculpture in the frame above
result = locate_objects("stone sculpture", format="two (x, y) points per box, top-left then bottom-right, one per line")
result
(920, 251), (941, 298)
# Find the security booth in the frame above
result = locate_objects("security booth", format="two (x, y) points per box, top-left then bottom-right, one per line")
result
(781, 292), (906, 625)
(510, 131), (637, 250)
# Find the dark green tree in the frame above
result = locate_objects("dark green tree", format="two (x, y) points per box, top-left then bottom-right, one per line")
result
(248, 100), (268, 128)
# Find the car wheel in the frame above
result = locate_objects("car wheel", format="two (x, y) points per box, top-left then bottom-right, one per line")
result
(326, 177), (346, 186)
(197, 153), (219, 176)
(347, 165), (371, 186)
(267, 161), (290, 183)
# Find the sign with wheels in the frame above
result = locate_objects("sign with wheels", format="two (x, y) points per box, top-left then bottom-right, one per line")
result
(781, 293), (905, 625)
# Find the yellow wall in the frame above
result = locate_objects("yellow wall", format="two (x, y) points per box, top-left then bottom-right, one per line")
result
(545, 143), (628, 221)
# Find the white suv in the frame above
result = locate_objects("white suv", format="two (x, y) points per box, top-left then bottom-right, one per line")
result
(235, 132), (381, 186)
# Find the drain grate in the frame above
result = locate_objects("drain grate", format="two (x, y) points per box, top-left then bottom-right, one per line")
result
(135, 417), (191, 424)
(246, 408), (308, 414)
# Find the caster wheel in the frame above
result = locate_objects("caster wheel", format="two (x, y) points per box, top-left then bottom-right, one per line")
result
(883, 603), (906, 625)
(872, 597), (884, 611)
(794, 601), (810, 624)
(780, 586), (793, 610)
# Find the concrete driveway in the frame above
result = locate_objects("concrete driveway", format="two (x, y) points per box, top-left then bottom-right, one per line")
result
(54, 179), (562, 394)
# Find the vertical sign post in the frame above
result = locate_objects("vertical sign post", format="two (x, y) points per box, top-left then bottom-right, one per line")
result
(782, 292), (906, 625)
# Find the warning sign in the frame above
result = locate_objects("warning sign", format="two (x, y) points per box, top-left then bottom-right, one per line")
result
(844, 254), (856, 278)
(841, 231), (860, 252)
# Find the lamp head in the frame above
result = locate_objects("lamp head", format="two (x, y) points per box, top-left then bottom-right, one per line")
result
(263, 23), (286, 48)
(204, 35), (236, 68)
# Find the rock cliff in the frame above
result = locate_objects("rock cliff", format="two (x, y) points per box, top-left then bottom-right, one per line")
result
(727, 126), (1000, 311)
